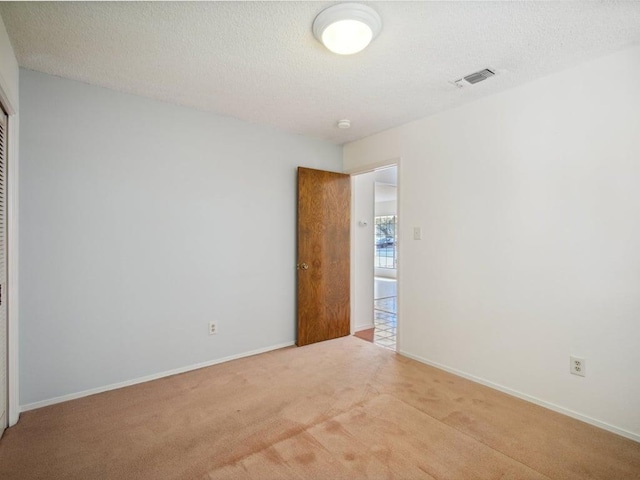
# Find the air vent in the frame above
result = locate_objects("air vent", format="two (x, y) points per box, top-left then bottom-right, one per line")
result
(454, 68), (496, 88)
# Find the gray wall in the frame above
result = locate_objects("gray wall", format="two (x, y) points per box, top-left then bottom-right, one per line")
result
(19, 69), (342, 406)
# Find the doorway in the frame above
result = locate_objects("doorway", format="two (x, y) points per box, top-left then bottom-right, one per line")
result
(352, 164), (398, 351)
(372, 167), (397, 350)
(373, 277), (397, 349)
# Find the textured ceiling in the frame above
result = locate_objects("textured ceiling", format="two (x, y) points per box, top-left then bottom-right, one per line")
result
(2, 1), (640, 144)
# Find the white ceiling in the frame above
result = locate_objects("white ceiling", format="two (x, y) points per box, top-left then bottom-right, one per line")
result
(2, 1), (640, 145)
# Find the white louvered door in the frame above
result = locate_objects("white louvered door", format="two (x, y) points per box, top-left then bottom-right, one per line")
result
(0, 107), (7, 437)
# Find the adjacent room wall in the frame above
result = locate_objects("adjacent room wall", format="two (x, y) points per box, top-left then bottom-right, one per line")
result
(19, 69), (342, 407)
(344, 46), (640, 440)
(374, 199), (396, 217)
(352, 171), (375, 331)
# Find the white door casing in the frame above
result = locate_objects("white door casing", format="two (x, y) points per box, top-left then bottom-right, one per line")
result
(0, 106), (7, 436)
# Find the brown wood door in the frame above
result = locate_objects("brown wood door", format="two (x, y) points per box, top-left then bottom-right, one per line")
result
(297, 167), (351, 346)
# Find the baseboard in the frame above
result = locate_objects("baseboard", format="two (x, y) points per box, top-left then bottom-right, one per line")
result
(354, 323), (375, 332)
(20, 341), (296, 413)
(399, 350), (640, 443)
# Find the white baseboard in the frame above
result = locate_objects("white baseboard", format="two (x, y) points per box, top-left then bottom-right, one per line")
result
(20, 341), (296, 413)
(399, 350), (640, 443)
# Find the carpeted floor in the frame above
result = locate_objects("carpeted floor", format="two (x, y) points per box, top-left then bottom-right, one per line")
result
(0, 336), (638, 479)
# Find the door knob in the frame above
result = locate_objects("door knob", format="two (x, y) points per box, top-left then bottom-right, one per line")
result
(297, 263), (309, 270)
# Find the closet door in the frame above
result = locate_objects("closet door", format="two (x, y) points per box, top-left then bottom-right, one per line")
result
(0, 107), (7, 437)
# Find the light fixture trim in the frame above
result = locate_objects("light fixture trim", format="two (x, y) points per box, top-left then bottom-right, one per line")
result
(313, 2), (382, 55)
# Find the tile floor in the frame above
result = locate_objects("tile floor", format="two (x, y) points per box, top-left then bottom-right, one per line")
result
(374, 278), (397, 350)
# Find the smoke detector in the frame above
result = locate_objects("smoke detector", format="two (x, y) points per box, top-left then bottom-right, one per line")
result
(453, 68), (496, 88)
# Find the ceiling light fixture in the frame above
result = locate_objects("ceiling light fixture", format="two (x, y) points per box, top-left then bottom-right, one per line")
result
(313, 3), (382, 55)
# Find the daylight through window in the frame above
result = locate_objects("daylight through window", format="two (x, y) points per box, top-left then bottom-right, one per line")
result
(374, 215), (397, 269)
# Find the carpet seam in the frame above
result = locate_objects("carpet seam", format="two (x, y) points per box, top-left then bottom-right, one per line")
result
(377, 354), (555, 480)
(382, 388), (555, 480)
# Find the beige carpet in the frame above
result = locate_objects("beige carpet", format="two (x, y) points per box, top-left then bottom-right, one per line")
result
(0, 336), (638, 479)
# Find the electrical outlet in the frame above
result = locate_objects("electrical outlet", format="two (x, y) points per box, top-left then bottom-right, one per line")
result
(208, 321), (217, 335)
(570, 356), (585, 377)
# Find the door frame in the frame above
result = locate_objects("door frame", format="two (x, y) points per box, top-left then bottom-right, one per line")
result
(346, 157), (401, 351)
(0, 74), (19, 426)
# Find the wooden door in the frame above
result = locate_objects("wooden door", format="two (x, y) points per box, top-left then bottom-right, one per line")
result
(0, 108), (7, 437)
(297, 167), (351, 346)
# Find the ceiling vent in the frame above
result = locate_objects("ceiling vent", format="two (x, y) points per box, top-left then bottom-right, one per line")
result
(454, 68), (495, 88)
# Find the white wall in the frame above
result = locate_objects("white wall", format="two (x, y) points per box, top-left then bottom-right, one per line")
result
(352, 172), (375, 331)
(344, 46), (640, 440)
(0, 16), (18, 110)
(19, 69), (342, 407)
(374, 199), (396, 217)
(0, 13), (19, 426)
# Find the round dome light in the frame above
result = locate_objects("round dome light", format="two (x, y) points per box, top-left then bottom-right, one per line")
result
(313, 3), (382, 55)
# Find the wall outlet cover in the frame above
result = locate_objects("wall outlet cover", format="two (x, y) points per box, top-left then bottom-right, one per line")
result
(570, 356), (585, 377)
